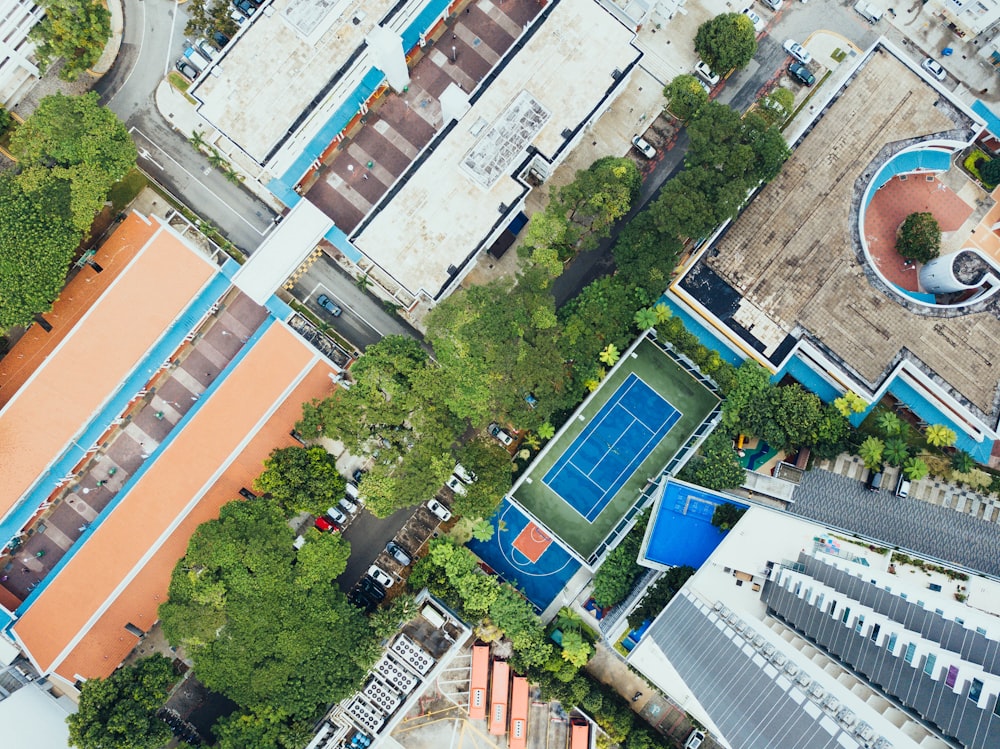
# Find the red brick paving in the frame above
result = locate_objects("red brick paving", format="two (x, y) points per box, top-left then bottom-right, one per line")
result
(864, 174), (973, 291)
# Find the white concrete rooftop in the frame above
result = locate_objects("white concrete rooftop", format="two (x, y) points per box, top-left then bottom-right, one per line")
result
(193, 0), (398, 164)
(352, 0), (640, 301)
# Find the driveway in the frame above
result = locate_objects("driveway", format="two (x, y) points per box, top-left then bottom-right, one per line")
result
(96, 0), (276, 253)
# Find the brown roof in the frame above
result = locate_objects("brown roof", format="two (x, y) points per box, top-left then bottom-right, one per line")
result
(0, 216), (218, 520)
(12, 323), (332, 679)
(704, 50), (1000, 416)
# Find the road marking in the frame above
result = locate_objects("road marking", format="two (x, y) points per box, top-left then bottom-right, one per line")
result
(130, 126), (269, 236)
(313, 281), (386, 338)
(166, 0), (180, 78)
(106, 0), (147, 107)
(137, 147), (164, 170)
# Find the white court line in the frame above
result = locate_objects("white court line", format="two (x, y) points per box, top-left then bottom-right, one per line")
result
(130, 126), (270, 236)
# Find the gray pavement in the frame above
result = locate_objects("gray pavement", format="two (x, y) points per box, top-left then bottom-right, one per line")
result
(789, 469), (1000, 576)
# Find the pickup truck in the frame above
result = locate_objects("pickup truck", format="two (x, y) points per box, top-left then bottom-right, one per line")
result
(854, 0), (883, 23)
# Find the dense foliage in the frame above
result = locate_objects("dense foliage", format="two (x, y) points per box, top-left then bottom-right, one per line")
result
(694, 13), (758, 73)
(159, 499), (374, 725)
(710, 502), (746, 531)
(67, 654), (174, 749)
(591, 512), (649, 607)
(0, 93), (135, 329)
(627, 565), (695, 629)
(30, 0), (111, 81)
(896, 211), (941, 263)
(664, 74), (708, 120)
(253, 446), (346, 516)
(677, 430), (746, 490)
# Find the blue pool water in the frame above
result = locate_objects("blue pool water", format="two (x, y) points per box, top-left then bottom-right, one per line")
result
(643, 481), (745, 569)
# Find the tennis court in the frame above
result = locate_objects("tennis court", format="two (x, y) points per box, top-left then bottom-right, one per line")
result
(543, 374), (681, 522)
(512, 338), (720, 559)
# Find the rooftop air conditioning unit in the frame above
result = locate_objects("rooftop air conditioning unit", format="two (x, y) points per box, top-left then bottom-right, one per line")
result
(837, 707), (857, 728)
(771, 653), (787, 668)
(784, 662), (799, 677)
(822, 695), (841, 713)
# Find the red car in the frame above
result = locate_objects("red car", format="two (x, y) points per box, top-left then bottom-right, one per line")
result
(314, 516), (340, 532)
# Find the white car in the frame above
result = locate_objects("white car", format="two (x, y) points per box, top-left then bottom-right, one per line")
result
(694, 60), (720, 87)
(783, 39), (812, 65)
(922, 57), (946, 81)
(742, 8), (765, 34)
(760, 0), (782, 10)
(488, 422), (514, 447)
(445, 475), (467, 496)
(631, 135), (656, 159)
(368, 565), (394, 588)
(427, 499), (453, 522)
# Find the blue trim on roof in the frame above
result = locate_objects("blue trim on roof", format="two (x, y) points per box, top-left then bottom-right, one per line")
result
(267, 177), (302, 208)
(10, 316), (277, 619)
(0, 272), (233, 556)
(325, 224), (362, 262)
(265, 296), (294, 319)
(277, 66), (387, 193)
(0, 608), (12, 631)
(973, 100), (1000, 138)
(401, 0), (451, 51)
(221, 257), (242, 280)
(773, 355), (840, 403)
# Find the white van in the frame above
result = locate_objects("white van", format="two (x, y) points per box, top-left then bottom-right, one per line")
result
(345, 482), (360, 501)
(338, 497), (358, 514)
(896, 476), (911, 498)
(453, 463), (476, 483)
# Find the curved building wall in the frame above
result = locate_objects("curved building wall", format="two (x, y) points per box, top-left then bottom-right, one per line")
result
(919, 251), (979, 293)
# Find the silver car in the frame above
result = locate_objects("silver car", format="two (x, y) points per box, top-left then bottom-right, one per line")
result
(368, 564), (394, 588)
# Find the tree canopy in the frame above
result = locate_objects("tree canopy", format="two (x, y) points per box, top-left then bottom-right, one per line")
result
(159, 499), (375, 721)
(664, 74), (708, 120)
(452, 439), (513, 519)
(694, 13), (758, 73)
(253, 445), (346, 517)
(30, 0), (111, 81)
(895, 211), (941, 263)
(678, 430), (746, 490)
(67, 654), (175, 749)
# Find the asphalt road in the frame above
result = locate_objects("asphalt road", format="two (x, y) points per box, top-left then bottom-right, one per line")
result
(335, 504), (415, 594)
(96, 0), (276, 254)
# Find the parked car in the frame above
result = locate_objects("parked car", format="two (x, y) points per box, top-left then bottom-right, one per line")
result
(385, 541), (412, 566)
(352, 468), (366, 484)
(896, 475), (911, 498)
(788, 62), (815, 86)
(488, 422), (514, 446)
(358, 576), (386, 602)
(694, 60), (720, 86)
(743, 7), (765, 33)
(684, 730), (705, 749)
(453, 463), (476, 483)
(368, 565), (394, 588)
(196, 38), (218, 61)
(238, 487), (256, 500)
(783, 39), (811, 64)
(212, 31), (231, 48)
(427, 499), (453, 523)
(446, 475), (467, 496)
(865, 470), (884, 492)
(232, 0), (256, 16)
(175, 60), (200, 80)
(314, 516), (339, 532)
(338, 497), (358, 514)
(631, 135), (656, 159)
(921, 57), (946, 81)
(760, 0), (782, 10)
(316, 293), (342, 317)
(326, 505), (348, 525)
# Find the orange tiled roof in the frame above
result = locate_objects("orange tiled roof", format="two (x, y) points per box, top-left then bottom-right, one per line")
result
(12, 324), (331, 678)
(0, 215), (217, 521)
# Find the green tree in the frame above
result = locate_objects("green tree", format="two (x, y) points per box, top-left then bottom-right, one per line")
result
(710, 501), (746, 531)
(31, 0), (111, 81)
(834, 391), (868, 417)
(611, 211), (682, 298)
(159, 499), (377, 719)
(859, 435), (885, 471)
(664, 74), (708, 120)
(67, 655), (174, 749)
(369, 594), (418, 639)
(551, 157), (641, 252)
(559, 630), (593, 668)
(877, 411), (903, 436)
(680, 430), (746, 490)
(453, 439), (513, 519)
(925, 423), (957, 448)
(903, 455), (930, 481)
(253, 446), (346, 517)
(11, 92), (136, 232)
(694, 13), (758, 74)
(295, 531), (351, 588)
(634, 306), (659, 330)
(213, 708), (309, 749)
(896, 212), (941, 263)
(883, 437), (910, 467)
(951, 450), (975, 474)
(720, 360), (770, 430)
(980, 158), (1000, 186)
(471, 518), (495, 542)
(591, 517), (647, 608)
(814, 404), (853, 460)
(627, 565), (695, 629)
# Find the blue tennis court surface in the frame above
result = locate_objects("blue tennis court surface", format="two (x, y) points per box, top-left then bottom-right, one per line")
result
(543, 374), (681, 522)
(468, 499), (581, 612)
(643, 481), (746, 569)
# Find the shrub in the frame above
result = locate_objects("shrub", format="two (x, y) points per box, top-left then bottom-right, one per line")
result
(896, 212), (940, 264)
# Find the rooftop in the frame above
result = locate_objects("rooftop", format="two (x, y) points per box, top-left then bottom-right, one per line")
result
(689, 46), (1000, 422)
(352, 0), (640, 300)
(11, 323), (332, 682)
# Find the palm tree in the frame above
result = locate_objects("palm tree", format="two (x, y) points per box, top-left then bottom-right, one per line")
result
(538, 422), (555, 440)
(223, 165), (243, 184)
(877, 411), (903, 437)
(925, 424), (957, 448)
(654, 302), (672, 324)
(207, 147), (227, 169)
(951, 450), (975, 474)
(858, 436), (885, 472)
(633, 307), (658, 330)
(522, 433), (541, 450)
(188, 129), (207, 151)
(355, 274), (372, 291)
(599, 344), (620, 366)
(883, 437), (909, 467)
(903, 456), (929, 481)
(555, 607), (583, 633)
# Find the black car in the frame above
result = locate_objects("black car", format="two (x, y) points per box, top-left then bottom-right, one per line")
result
(352, 468), (365, 484)
(233, 0), (256, 16)
(212, 31), (231, 48)
(359, 576), (386, 601)
(788, 62), (815, 86)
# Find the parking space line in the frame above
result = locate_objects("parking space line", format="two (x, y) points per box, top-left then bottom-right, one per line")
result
(130, 127), (270, 236)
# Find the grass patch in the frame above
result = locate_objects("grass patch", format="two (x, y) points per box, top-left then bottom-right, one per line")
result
(831, 47), (847, 63)
(108, 168), (149, 211)
(512, 339), (719, 558)
(962, 149), (996, 189)
(783, 69), (833, 131)
(168, 71), (191, 93)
